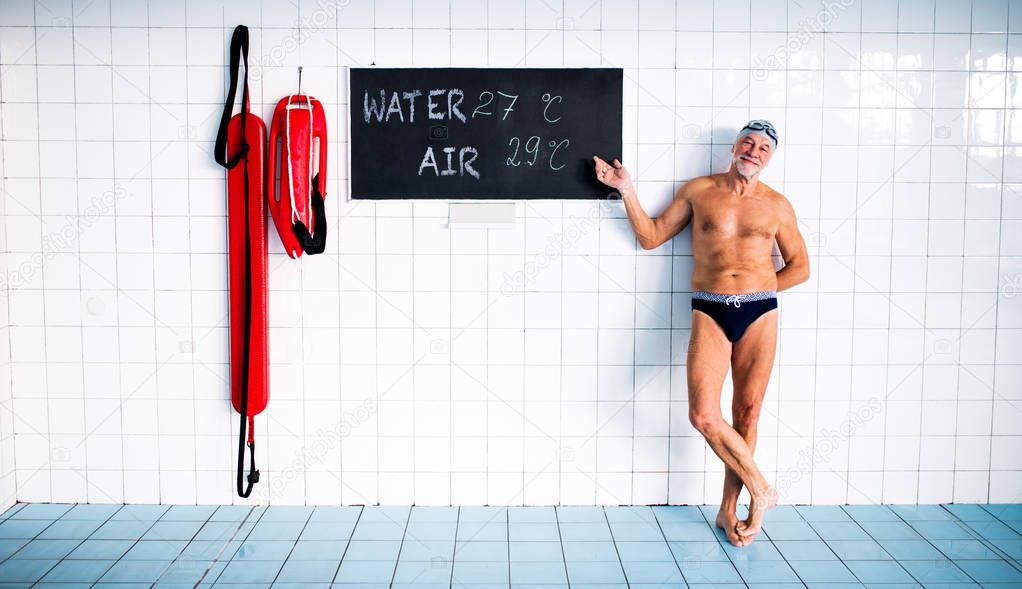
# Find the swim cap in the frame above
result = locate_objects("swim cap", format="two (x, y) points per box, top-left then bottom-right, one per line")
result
(736, 119), (779, 149)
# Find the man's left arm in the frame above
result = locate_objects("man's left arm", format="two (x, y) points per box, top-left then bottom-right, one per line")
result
(774, 197), (810, 292)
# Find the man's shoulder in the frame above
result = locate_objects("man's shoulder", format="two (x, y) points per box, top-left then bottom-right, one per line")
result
(758, 183), (796, 215)
(757, 181), (783, 200)
(678, 174), (720, 198)
(689, 174), (721, 187)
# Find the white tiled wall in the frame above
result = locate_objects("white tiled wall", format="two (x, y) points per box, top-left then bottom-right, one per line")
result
(1, 0), (1021, 506)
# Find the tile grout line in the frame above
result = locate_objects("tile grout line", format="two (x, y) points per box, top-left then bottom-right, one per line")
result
(187, 504), (261, 588)
(264, 507), (315, 586)
(136, 0), (155, 506)
(647, 506), (690, 587)
(0, 0), (13, 519)
(447, 505), (459, 587)
(386, 505), (414, 586)
(898, 0), (926, 512)
(665, 0), (678, 506)
(76, 0), (99, 507)
(630, 0), (640, 511)
(297, 0), (311, 507)
(984, 0), (1011, 505)
(181, 0), (197, 507)
(30, 0), (53, 510)
(327, 505), (364, 583)
(874, 0), (892, 509)
(552, 505), (570, 587)
(506, 503), (511, 586)
(599, 505), (630, 588)
(826, 0), (850, 507)
(943, 503), (1022, 574)
(949, 0), (968, 506)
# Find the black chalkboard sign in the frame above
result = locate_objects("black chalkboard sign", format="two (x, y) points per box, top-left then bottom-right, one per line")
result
(348, 68), (622, 199)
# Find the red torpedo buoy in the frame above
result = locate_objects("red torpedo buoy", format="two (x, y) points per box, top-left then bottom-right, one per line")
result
(213, 24), (267, 499)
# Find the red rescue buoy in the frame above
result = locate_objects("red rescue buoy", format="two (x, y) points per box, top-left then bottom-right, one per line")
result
(267, 81), (329, 258)
(214, 25), (267, 498)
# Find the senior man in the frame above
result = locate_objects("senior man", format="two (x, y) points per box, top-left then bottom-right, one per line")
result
(593, 120), (810, 546)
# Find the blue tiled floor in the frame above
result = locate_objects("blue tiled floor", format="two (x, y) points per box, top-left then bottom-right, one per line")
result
(0, 503), (1020, 588)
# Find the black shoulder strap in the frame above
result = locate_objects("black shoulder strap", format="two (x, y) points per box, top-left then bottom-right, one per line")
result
(291, 173), (328, 255)
(215, 25), (250, 170)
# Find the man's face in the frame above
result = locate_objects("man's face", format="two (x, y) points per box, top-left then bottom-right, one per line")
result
(731, 133), (774, 179)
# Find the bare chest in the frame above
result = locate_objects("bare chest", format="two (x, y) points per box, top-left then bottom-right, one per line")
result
(693, 199), (777, 241)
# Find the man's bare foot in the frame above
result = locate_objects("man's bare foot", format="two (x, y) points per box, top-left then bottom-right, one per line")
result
(716, 507), (753, 547)
(735, 486), (779, 538)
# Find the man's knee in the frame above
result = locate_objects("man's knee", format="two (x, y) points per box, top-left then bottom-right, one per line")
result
(732, 400), (762, 432)
(689, 407), (724, 436)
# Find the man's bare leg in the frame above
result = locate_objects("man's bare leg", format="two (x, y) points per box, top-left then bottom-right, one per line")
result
(684, 312), (743, 544)
(718, 455), (752, 545)
(687, 311), (775, 541)
(718, 422), (757, 546)
(719, 309), (778, 543)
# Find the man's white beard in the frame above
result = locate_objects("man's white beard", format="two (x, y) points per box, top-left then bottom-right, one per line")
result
(733, 155), (760, 179)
